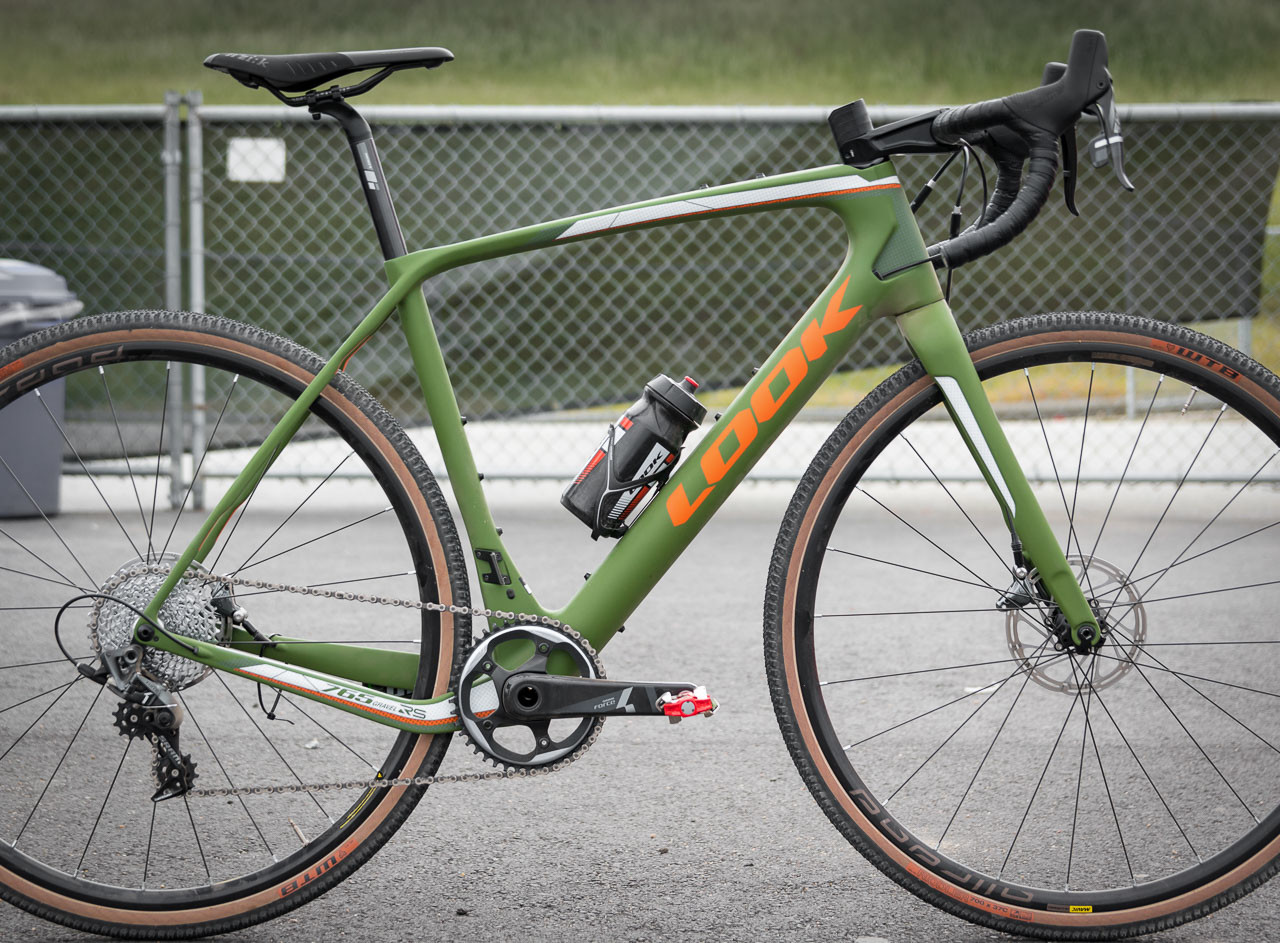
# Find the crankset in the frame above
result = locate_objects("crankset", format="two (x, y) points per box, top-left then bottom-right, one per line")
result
(501, 673), (717, 722)
(456, 624), (717, 770)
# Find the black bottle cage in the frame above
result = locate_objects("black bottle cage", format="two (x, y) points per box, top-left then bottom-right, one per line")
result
(588, 423), (679, 540)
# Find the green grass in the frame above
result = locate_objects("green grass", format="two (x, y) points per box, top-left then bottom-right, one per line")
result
(5, 0), (1280, 105)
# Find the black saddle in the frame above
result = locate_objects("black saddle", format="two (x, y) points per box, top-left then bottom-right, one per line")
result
(204, 47), (453, 95)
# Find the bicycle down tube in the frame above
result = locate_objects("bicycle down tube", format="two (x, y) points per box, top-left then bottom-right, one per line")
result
(139, 159), (1100, 728)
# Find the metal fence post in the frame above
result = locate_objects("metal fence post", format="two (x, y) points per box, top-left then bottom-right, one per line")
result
(162, 90), (185, 509)
(186, 90), (207, 511)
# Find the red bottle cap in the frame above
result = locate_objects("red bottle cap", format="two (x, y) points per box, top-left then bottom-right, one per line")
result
(683, 376), (699, 390)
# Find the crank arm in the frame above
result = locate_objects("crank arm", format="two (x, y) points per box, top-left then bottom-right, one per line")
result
(501, 672), (706, 719)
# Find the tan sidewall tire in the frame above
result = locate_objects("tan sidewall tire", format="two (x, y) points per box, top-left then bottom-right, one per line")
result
(765, 312), (1280, 939)
(0, 312), (470, 937)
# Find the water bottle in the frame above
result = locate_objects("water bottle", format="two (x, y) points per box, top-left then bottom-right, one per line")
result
(561, 374), (706, 538)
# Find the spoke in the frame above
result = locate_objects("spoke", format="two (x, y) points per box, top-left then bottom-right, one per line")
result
(148, 362), (172, 553)
(855, 487), (996, 591)
(100, 366), (155, 560)
(282, 694), (376, 770)
(34, 386), (142, 560)
(177, 692), (275, 861)
(0, 605), (93, 611)
(1089, 682), (1199, 860)
(1087, 375), (1164, 565)
(143, 800), (156, 889)
(1105, 577), (1280, 624)
(233, 506), (395, 574)
(1024, 368), (1089, 577)
(999, 679), (1085, 879)
(844, 650), (1066, 750)
(0, 657), (93, 670)
(821, 655), (1052, 688)
(1066, 657), (1098, 890)
(1142, 639), (1280, 647)
(76, 738), (132, 874)
(160, 375), (240, 559)
(1010, 608), (1054, 643)
(1116, 518), (1280, 599)
(886, 668), (1023, 804)
(1069, 656), (1135, 886)
(15, 684), (104, 845)
(0, 677), (78, 718)
(1105, 404), (1226, 623)
(0, 562), (83, 592)
(1105, 627), (1280, 755)
(213, 672), (330, 820)
(1092, 649), (1280, 702)
(817, 606), (1004, 617)
(1120, 647), (1256, 823)
(184, 797), (212, 883)
(0, 523), (79, 588)
(901, 434), (1011, 575)
(230, 450), (355, 576)
(0, 451), (97, 586)
(1102, 449), (1279, 624)
(206, 441), (285, 577)
(1067, 367), (1100, 600)
(936, 638), (1050, 850)
(826, 548), (999, 594)
(0, 678), (80, 764)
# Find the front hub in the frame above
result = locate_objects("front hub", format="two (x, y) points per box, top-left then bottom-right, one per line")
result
(1004, 554), (1146, 695)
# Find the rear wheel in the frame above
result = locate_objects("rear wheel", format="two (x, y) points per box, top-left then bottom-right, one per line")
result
(766, 312), (1280, 938)
(0, 311), (469, 937)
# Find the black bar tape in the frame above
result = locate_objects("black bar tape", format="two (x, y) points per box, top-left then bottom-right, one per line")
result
(932, 100), (1014, 145)
(931, 127), (1058, 268)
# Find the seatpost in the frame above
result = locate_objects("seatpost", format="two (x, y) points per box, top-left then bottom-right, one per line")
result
(308, 97), (408, 261)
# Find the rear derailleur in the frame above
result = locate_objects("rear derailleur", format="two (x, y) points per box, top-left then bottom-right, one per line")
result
(112, 697), (198, 801)
(80, 643), (198, 802)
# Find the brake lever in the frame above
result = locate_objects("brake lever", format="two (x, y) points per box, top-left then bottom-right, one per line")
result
(1059, 130), (1079, 216)
(1037, 60), (1079, 216)
(1087, 77), (1135, 191)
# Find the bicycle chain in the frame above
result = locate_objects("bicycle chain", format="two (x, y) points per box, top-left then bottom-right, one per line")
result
(106, 564), (599, 799)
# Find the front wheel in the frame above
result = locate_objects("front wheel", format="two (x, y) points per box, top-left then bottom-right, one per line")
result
(766, 312), (1280, 938)
(0, 311), (470, 937)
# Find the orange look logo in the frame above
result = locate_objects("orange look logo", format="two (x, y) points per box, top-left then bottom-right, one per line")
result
(666, 277), (862, 526)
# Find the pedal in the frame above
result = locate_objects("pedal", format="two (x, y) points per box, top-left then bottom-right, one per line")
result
(500, 673), (716, 721)
(656, 686), (717, 724)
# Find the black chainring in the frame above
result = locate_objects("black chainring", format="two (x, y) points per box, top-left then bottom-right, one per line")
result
(455, 624), (603, 770)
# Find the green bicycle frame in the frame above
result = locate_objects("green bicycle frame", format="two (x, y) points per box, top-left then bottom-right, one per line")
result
(139, 159), (1099, 734)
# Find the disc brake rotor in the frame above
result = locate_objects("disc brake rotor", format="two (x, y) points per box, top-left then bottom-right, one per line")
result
(1006, 554), (1145, 694)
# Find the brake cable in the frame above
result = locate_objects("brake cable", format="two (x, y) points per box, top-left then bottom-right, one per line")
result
(942, 144), (974, 301)
(907, 140), (993, 301)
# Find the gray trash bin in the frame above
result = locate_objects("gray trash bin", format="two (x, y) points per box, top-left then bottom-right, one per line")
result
(0, 260), (84, 518)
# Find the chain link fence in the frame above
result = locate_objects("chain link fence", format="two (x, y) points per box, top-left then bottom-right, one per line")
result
(2, 100), (1278, 495)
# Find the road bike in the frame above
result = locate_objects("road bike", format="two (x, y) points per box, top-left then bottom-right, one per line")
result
(2, 29), (1279, 939)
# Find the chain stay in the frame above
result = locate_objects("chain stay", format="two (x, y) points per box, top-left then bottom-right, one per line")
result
(119, 564), (591, 799)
